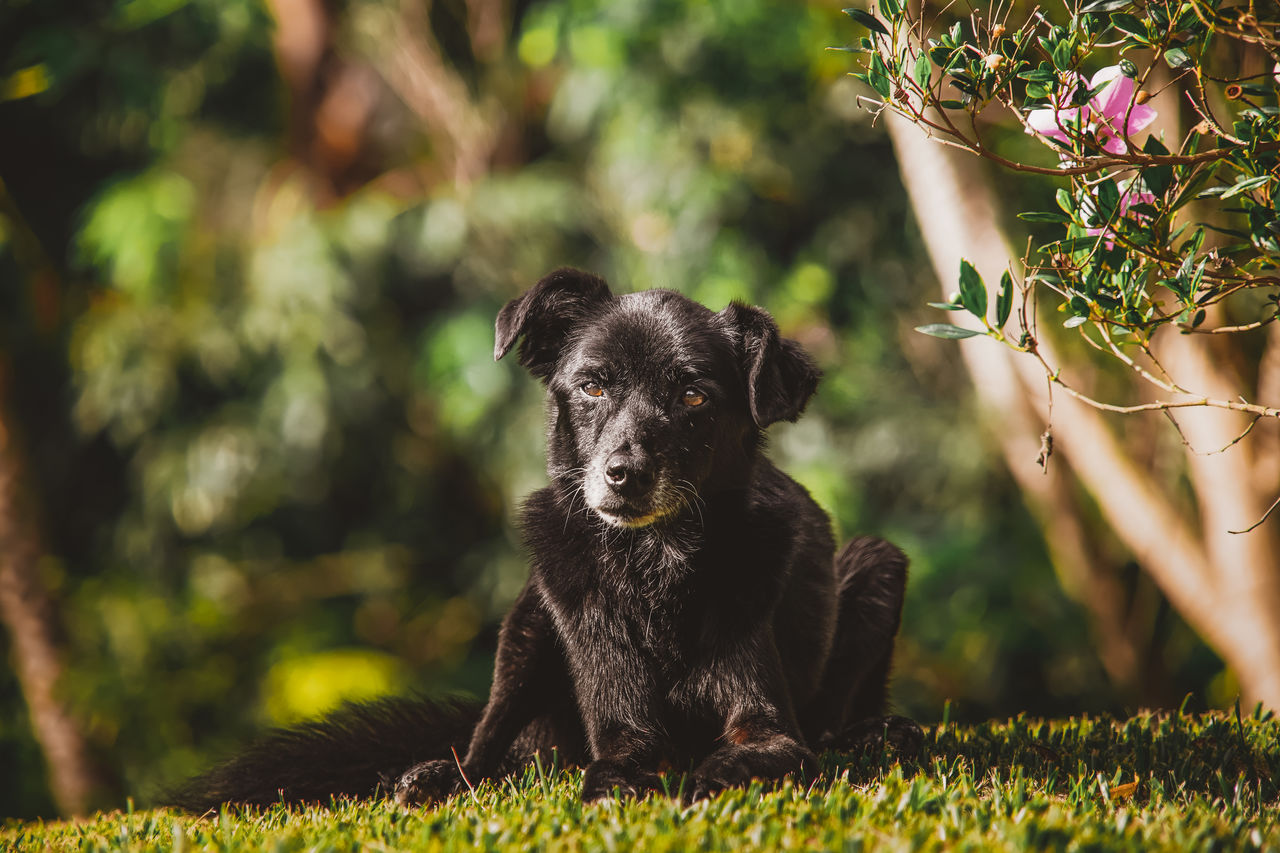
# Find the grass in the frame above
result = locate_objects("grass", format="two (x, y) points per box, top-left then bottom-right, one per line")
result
(6, 707), (1278, 852)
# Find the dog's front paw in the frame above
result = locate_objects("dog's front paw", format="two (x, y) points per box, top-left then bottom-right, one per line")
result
(826, 714), (923, 756)
(580, 760), (665, 802)
(689, 752), (753, 801)
(394, 759), (465, 806)
(690, 740), (815, 800)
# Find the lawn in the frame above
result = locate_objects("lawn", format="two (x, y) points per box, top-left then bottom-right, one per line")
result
(6, 707), (1277, 852)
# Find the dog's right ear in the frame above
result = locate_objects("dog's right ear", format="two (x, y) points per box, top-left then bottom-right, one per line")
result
(720, 301), (821, 428)
(494, 267), (613, 378)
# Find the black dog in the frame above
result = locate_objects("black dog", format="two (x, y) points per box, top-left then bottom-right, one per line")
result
(174, 268), (916, 810)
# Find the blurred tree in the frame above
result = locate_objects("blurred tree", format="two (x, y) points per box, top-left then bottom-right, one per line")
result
(849, 0), (1280, 709)
(0, 371), (102, 816)
(0, 0), (1228, 818)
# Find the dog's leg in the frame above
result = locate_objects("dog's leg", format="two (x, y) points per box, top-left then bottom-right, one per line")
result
(686, 637), (816, 800)
(395, 584), (564, 805)
(562, 624), (675, 802)
(579, 739), (667, 802)
(800, 536), (921, 754)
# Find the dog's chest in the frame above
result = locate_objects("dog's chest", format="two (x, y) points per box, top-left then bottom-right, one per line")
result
(603, 536), (696, 638)
(565, 532), (713, 665)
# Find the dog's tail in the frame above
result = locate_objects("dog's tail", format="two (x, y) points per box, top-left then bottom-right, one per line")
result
(168, 695), (482, 812)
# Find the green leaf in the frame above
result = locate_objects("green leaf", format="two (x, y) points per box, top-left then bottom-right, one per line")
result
(1096, 180), (1120, 217)
(938, 99), (968, 109)
(1220, 175), (1270, 200)
(913, 52), (931, 89)
(1171, 169), (1213, 210)
(1164, 47), (1192, 69)
(844, 8), (891, 36)
(1018, 211), (1071, 223)
(1201, 223), (1249, 239)
(1180, 226), (1205, 259)
(1063, 314), (1089, 328)
(929, 45), (954, 65)
(915, 323), (983, 339)
(1110, 14), (1147, 38)
(958, 258), (987, 320)
(1142, 136), (1169, 156)
(996, 272), (1013, 328)
(1082, 0), (1134, 11)
(1053, 236), (1108, 253)
(1143, 166), (1172, 198)
(868, 52), (892, 97)
(879, 0), (902, 18)
(1191, 258), (1208, 293)
(1142, 136), (1173, 196)
(927, 301), (965, 310)
(1052, 40), (1073, 71)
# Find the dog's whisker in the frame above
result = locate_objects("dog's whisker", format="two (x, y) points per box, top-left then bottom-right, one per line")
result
(563, 483), (588, 535)
(667, 479), (706, 529)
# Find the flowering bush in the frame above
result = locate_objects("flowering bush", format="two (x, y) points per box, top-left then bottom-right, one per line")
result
(845, 0), (1280, 420)
(1025, 65), (1157, 154)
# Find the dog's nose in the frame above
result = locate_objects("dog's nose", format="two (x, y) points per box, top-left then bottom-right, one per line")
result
(604, 452), (654, 496)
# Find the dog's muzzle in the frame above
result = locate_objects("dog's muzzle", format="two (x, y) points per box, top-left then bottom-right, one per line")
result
(585, 450), (681, 528)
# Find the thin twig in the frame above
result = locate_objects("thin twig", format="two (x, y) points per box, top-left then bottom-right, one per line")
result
(1026, 345), (1280, 417)
(1228, 492), (1280, 534)
(1182, 312), (1280, 334)
(1098, 323), (1191, 396)
(1163, 410), (1263, 455)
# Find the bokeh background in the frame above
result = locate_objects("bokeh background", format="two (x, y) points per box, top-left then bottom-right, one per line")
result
(0, 0), (1228, 818)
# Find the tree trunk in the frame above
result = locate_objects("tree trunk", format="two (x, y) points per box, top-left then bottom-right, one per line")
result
(885, 109), (1280, 710)
(0, 380), (100, 815)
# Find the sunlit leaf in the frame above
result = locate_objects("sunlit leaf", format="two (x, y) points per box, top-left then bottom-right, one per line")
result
(958, 258), (987, 320)
(915, 323), (984, 339)
(844, 7), (890, 36)
(1018, 211), (1071, 223)
(996, 271), (1013, 329)
(914, 52), (931, 89)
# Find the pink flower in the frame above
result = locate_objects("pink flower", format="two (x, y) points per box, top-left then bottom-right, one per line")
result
(1026, 84), (1084, 146)
(1026, 66), (1157, 154)
(1087, 180), (1156, 249)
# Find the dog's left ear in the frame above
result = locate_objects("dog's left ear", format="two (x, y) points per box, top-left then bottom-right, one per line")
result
(720, 302), (821, 428)
(495, 267), (613, 378)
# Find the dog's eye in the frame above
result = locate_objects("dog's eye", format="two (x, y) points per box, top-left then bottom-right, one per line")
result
(682, 388), (707, 407)
(581, 381), (605, 398)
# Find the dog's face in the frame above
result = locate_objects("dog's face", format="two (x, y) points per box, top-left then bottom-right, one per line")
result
(495, 268), (820, 528)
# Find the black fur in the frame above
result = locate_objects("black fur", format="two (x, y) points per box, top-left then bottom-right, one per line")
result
(174, 268), (917, 809)
(169, 697), (481, 811)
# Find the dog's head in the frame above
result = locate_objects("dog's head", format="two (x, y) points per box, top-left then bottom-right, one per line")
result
(495, 268), (820, 528)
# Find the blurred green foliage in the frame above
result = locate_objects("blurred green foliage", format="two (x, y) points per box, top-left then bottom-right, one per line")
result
(0, 0), (1222, 819)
